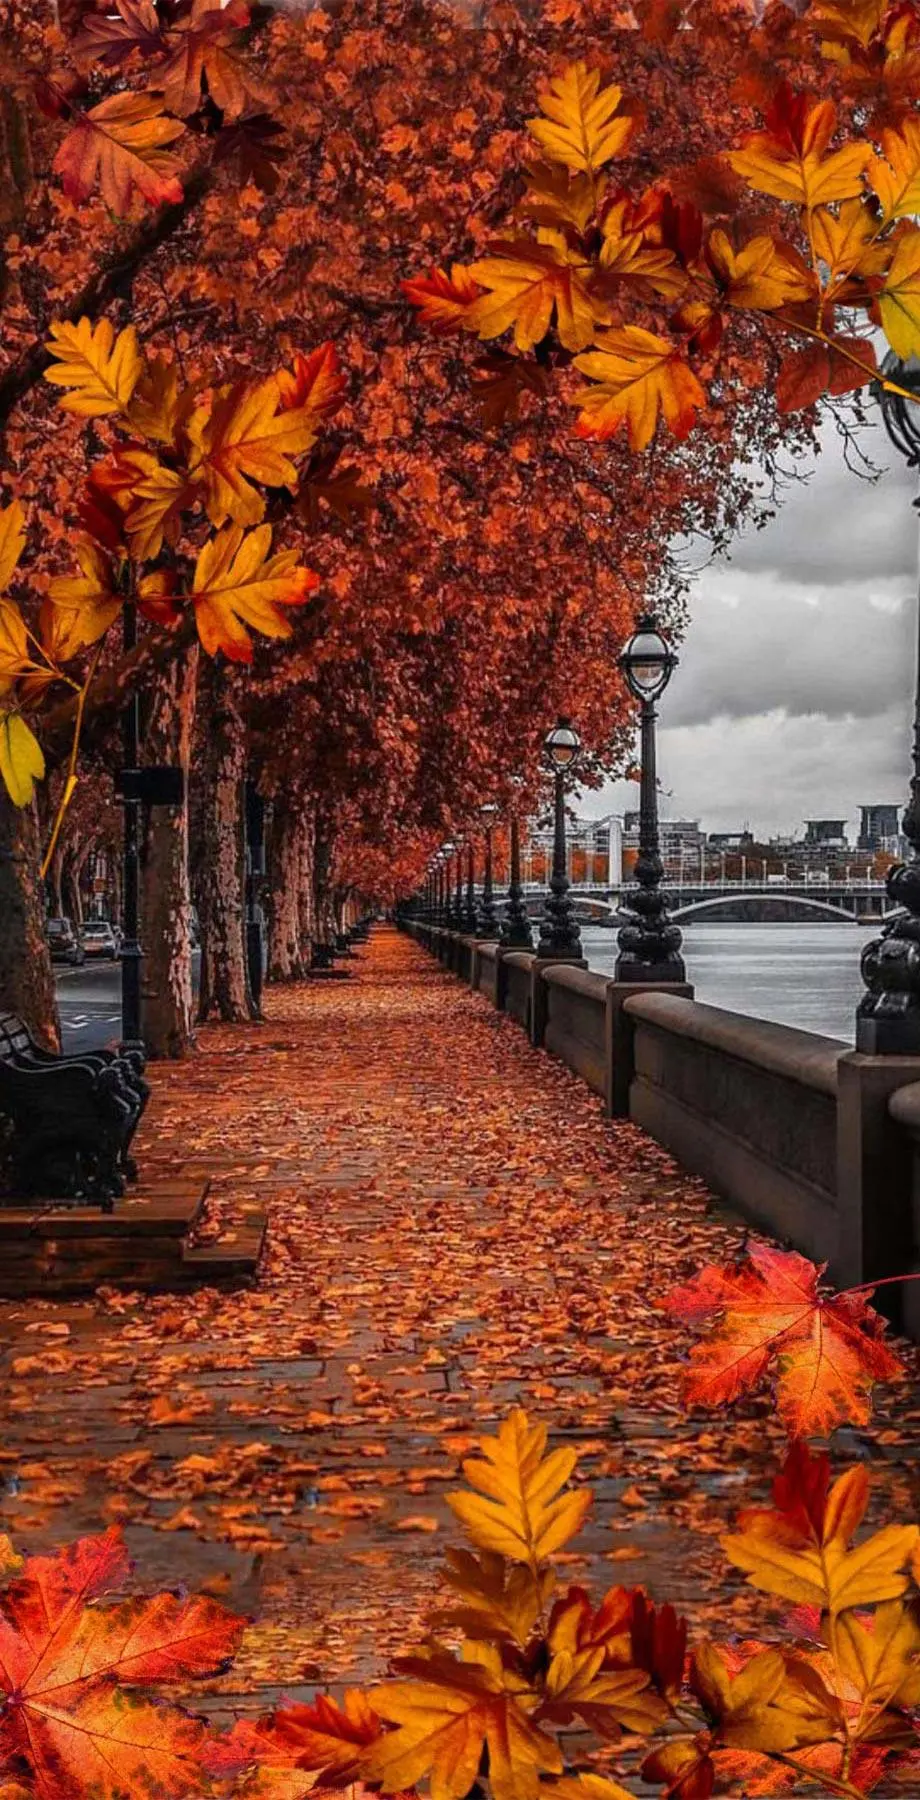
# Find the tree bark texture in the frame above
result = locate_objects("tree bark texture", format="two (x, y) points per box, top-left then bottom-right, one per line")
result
(141, 644), (199, 1057)
(196, 659), (252, 1024)
(266, 799), (312, 983)
(0, 792), (59, 1048)
(312, 810), (336, 949)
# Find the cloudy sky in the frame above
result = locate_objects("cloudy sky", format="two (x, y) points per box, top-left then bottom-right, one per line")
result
(584, 414), (920, 841)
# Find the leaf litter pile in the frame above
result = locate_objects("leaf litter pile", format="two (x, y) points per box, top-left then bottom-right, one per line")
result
(1, 928), (918, 1723)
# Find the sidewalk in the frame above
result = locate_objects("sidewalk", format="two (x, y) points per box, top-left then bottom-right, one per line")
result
(0, 928), (917, 1716)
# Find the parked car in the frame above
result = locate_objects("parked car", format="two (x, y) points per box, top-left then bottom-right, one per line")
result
(81, 919), (119, 960)
(46, 917), (85, 966)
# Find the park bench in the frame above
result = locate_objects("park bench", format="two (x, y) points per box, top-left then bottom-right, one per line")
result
(0, 1013), (150, 1210)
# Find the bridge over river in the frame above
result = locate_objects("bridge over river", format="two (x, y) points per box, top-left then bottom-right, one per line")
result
(500, 878), (897, 925)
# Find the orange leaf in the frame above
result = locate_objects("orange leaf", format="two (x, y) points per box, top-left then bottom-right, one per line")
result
(573, 327), (706, 450)
(402, 265), (482, 332)
(728, 83), (870, 209)
(0, 1529), (242, 1799)
(53, 91), (185, 214)
(664, 1244), (904, 1435)
(187, 522), (318, 661)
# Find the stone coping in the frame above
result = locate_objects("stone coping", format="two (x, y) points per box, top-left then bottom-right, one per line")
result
(623, 992), (844, 1097)
(542, 964), (611, 1002)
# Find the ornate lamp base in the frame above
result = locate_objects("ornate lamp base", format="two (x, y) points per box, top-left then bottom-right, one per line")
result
(856, 861), (920, 1054)
(501, 919), (535, 951)
(614, 911), (685, 985)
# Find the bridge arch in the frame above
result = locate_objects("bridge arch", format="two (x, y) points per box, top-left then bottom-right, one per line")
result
(671, 894), (860, 925)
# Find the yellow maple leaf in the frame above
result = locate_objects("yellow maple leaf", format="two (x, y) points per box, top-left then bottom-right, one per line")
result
(126, 353), (197, 448)
(0, 603), (31, 697)
(0, 712), (45, 807)
(722, 1505), (918, 1614)
(48, 539), (122, 655)
(551, 1778), (636, 1800)
(465, 232), (608, 352)
(728, 91), (869, 210)
(44, 318), (143, 419)
(810, 200), (890, 287)
(365, 1645), (562, 1800)
(0, 1535), (22, 1582)
(869, 117), (920, 219)
(707, 230), (814, 309)
(53, 90), (184, 214)
(189, 378), (324, 527)
(527, 61), (636, 176)
(598, 203), (686, 300)
(835, 1600), (920, 1713)
(438, 1547), (552, 1647)
(809, 0), (886, 52)
(573, 326), (706, 450)
(879, 225), (920, 358)
(446, 1408), (591, 1568)
(117, 451), (197, 562)
(188, 523), (318, 661)
(538, 1645), (665, 1737)
(0, 500), (26, 592)
(691, 1643), (839, 1755)
(521, 159), (596, 233)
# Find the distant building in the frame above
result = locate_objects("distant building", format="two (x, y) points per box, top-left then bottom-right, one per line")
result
(858, 804), (901, 851)
(624, 813), (705, 879)
(707, 830), (755, 852)
(804, 819), (849, 849)
(525, 813), (621, 886)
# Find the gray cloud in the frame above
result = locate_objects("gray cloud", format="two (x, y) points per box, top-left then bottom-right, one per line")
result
(584, 420), (920, 839)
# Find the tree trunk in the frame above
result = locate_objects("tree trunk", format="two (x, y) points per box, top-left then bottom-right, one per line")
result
(49, 844), (65, 919)
(196, 659), (252, 1023)
(312, 812), (336, 950)
(141, 645), (199, 1057)
(62, 852), (85, 927)
(266, 800), (310, 982)
(0, 793), (59, 1048)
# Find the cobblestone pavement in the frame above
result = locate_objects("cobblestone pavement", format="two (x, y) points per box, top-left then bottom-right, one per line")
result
(1, 928), (919, 1722)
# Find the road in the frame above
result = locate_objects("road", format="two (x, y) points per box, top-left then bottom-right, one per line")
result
(55, 953), (201, 1054)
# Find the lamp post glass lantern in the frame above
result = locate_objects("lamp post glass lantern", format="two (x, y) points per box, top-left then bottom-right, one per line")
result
(476, 806), (500, 938)
(538, 719), (583, 960)
(615, 616), (686, 984)
(858, 352), (920, 1052)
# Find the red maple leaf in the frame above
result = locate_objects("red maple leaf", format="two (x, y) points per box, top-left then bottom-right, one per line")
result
(0, 1529), (243, 1799)
(663, 1244), (904, 1436)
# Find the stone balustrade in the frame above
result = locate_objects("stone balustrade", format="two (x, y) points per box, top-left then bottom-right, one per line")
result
(404, 918), (920, 1340)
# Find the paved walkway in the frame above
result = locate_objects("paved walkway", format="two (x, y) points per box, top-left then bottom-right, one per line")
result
(0, 928), (918, 1718)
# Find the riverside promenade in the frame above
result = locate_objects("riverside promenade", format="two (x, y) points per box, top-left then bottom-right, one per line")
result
(1, 927), (919, 1716)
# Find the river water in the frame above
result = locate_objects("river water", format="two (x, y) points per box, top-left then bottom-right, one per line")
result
(579, 921), (881, 1044)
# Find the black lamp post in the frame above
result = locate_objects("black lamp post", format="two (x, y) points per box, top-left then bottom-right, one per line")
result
(538, 718), (583, 959)
(501, 789), (535, 950)
(615, 616), (686, 984)
(120, 596), (144, 1054)
(439, 842), (456, 927)
(476, 804), (500, 937)
(463, 840), (478, 934)
(857, 352), (920, 1052)
(453, 842), (464, 929)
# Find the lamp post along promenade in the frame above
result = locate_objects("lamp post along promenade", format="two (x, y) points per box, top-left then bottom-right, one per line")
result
(858, 353), (920, 1053)
(501, 807), (535, 951)
(538, 719), (583, 960)
(615, 617), (686, 985)
(476, 806), (500, 938)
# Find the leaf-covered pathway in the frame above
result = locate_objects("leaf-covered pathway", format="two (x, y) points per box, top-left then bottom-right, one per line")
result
(1, 928), (918, 1716)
